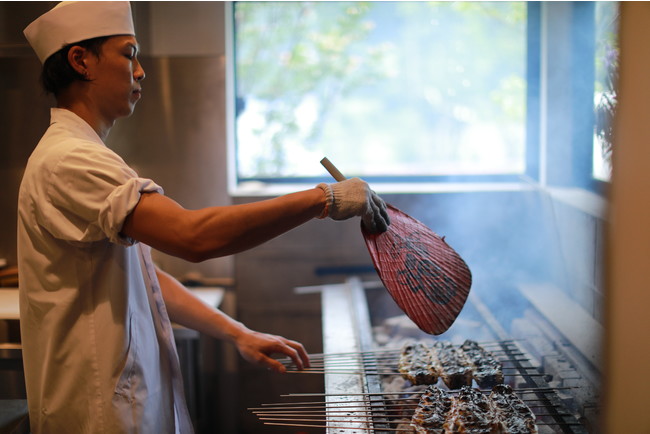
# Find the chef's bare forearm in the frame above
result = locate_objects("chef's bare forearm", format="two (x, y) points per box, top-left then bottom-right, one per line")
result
(155, 267), (248, 340)
(121, 188), (326, 262)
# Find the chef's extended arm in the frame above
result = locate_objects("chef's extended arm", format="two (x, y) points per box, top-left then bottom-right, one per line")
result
(121, 187), (325, 262)
(121, 180), (388, 262)
(155, 267), (309, 372)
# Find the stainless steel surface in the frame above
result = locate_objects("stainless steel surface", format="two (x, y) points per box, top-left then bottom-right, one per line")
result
(321, 278), (371, 432)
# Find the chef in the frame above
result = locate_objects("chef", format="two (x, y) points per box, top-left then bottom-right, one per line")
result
(18, 2), (390, 433)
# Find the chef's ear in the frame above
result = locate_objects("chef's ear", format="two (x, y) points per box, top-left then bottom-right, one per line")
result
(67, 45), (89, 78)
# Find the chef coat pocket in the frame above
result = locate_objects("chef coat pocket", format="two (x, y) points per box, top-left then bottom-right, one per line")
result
(114, 313), (138, 403)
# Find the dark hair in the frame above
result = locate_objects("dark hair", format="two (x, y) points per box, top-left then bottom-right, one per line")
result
(41, 36), (110, 96)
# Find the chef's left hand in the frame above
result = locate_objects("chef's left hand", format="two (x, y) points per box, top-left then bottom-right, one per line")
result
(318, 177), (390, 233)
(235, 329), (310, 373)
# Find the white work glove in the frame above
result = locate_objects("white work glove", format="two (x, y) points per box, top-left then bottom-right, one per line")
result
(317, 178), (390, 233)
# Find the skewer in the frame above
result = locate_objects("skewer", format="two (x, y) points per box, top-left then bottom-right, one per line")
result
(297, 345), (525, 358)
(255, 410), (410, 418)
(260, 416), (407, 424)
(283, 353), (533, 367)
(280, 354), (532, 368)
(295, 352), (521, 364)
(252, 402), (418, 410)
(258, 410), (575, 422)
(251, 397), (573, 430)
(277, 339), (526, 364)
(283, 369), (547, 379)
(283, 364), (538, 371)
(280, 348), (526, 364)
(280, 385), (573, 398)
(299, 339), (521, 358)
(262, 420), (577, 430)
(263, 421), (415, 431)
(253, 396), (565, 409)
(264, 422), (582, 432)
(300, 344), (523, 356)
(279, 354), (531, 369)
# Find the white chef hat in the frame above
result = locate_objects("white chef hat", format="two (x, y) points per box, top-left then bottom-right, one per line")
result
(24, 1), (135, 64)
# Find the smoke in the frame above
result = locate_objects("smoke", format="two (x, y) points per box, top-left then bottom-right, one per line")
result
(379, 182), (599, 341)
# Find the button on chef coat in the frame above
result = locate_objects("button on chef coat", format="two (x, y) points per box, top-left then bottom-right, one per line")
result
(17, 108), (194, 433)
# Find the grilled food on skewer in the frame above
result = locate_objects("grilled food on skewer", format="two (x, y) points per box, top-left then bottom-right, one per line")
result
(397, 340), (506, 389)
(432, 341), (474, 389)
(410, 385), (540, 433)
(444, 386), (499, 433)
(490, 384), (538, 434)
(399, 342), (440, 385)
(411, 385), (453, 433)
(460, 339), (504, 388)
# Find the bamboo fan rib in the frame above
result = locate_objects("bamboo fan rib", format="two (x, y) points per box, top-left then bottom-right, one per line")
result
(361, 204), (473, 335)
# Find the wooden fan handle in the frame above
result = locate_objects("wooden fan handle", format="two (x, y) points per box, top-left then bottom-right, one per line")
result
(320, 157), (347, 182)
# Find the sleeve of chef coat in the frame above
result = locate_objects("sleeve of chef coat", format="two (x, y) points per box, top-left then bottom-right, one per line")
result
(41, 140), (163, 246)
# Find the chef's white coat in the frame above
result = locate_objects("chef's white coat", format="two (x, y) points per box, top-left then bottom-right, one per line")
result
(17, 108), (194, 433)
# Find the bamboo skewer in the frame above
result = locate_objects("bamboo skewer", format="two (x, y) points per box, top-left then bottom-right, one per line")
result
(251, 389), (578, 431)
(279, 386), (575, 398)
(262, 421), (581, 430)
(300, 339), (520, 357)
(262, 420), (580, 430)
(280, 354), (532, 368)
(279, 349), (526, 364)
(278, 350), (531, 372)
(252, 396), (567, 409)
(251, 389), (572, 412)
(295, 347), (525, 360)
(257, 412), (407, 419)
(257, 411), (571, 422)
(256, 410), (573, 419)
(282, 370), (547, 379)
(262, 421), (415, 431)
(277, 339), (525, 364)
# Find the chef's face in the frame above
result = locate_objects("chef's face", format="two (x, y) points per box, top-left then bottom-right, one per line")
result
(84, 35), (145, 119)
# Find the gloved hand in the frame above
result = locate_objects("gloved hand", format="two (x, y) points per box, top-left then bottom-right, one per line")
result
(317, 178), (390, 233)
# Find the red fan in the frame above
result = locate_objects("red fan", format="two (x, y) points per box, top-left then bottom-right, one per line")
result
(321, 158), (472, 335)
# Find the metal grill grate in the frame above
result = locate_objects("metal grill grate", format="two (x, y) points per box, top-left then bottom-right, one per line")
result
(254, 277), (592, 433)
(252, 339), (586, 432)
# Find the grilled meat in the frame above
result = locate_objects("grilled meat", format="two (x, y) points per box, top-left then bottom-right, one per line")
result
(460, 340), (504, 388)
(490, 384), (538, 434)
(444, 386), (499, 433)
(410, 385), (539, 434)
(411, 386), (454, 433)
(432, 341), (474, 389)
(399, 342), (439, 385)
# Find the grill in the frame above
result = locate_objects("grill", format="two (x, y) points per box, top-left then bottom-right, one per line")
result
(251, 277), (599, 433)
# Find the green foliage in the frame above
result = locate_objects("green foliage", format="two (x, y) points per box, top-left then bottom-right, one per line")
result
(593, 2), (619, 171)
(235, 1), (527, 178)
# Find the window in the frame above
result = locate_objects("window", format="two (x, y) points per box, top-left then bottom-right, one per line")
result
(593, 2), (619, 182)
(228, 2), (618, 192)
(230, 2), (527, 184)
